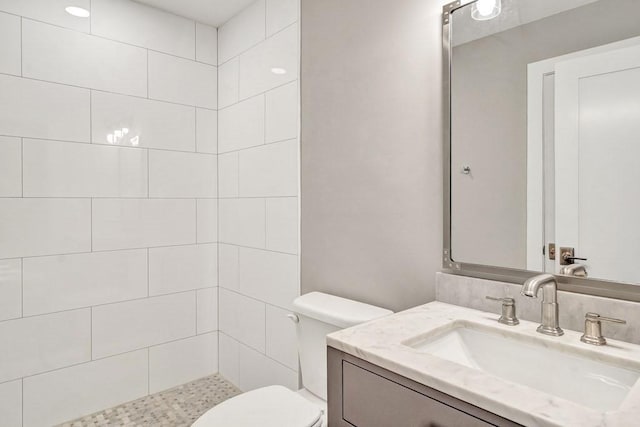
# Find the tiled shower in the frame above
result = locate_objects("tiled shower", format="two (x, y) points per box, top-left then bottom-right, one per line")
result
(0, 0), (299, 425)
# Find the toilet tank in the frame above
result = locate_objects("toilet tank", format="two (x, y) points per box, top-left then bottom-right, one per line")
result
(292, 292), (392, 401)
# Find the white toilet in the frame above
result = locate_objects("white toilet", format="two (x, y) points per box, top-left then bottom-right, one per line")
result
(192, 292), (392, 427)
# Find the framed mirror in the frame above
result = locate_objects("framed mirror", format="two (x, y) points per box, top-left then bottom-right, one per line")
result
(443, 0), (640, 301)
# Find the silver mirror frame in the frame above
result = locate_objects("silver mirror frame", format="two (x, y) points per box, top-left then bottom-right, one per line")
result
(441, 0), (640, 302)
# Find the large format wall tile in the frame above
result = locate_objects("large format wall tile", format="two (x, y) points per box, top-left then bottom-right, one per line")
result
(266, 197), (298, 254)
(197, 199), (218, 244)
(0, 0), (90, 32)
(218, 95), (265, 153)
(197, 287), (218, 334)
(91, 0), (195, 59)
(238, 247), (298, 309)
(218, 0), (266, 64)
(239, 24), (298, 100)
(0, 259), (21, 322)
(266, 81), (298, 143)
(92, 199), (196, 251)
(0, 136), (22, 197)
(0, 12), (20, 76)
(23, 350), (148, 427)
(196, 108), (218, 154)
(239, 139), (298, 197)
(0, 309), (91, 383)
(22, 20), (147, 97)
(23, 250), (148, 316)
(91, 91), (196, 152)
(149, 150), (217, 198)
(0, 74), (90, 142)
(218, 58), (240, 109)
(218, 152), (240, 197)
(219, 244), (240, 290)
(92, 292), (196, 359)
(196, 23), (218, 66)
(219, 289), (266, 352)
(266, 0), (298, 37)
(0, 379), (21, 427)
(149, 244), (217, 296)
(148, 51), (217, 109)
(219, 198), (266, 248)
(219, 333), (297, 392)
(23, 139), (147, 198)
(0, 198), (91, 259)
(149, 333), (218, 393)
(266, 304), (298, 370)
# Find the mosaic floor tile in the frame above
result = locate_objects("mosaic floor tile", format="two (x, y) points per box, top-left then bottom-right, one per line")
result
(59, 374), (242, 427)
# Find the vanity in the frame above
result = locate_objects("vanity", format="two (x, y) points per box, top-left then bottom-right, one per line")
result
(325, 0), (640, 425)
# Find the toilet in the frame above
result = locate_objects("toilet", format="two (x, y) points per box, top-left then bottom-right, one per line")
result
(192, 292), (392, 427)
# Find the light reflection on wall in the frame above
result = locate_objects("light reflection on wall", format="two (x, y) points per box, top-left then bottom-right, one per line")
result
(106, 127), (140, 146)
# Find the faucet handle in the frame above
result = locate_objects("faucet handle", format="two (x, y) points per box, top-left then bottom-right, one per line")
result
(485, 296), (519, 326)
(581, 312), (626, 346)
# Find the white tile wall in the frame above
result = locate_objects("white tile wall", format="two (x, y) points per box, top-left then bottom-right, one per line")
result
(149, 150), (217, 198)
(196, 23), (218, 65)
(218, 0), (300, 392)
(238, 24), (298, 100)
(0, 11), (20, 76)
(23, 139), (148, 198)
(22, 20), (148, 97)
(0, 309), (91, 383)
(148, 51), (217, 108)
(0, 259), (21, 322)
(218, 95), (265, 153)
(239, 138), (298, 197)
(197, 288), (219, 333)
(91, 91), (196, 152)
(0, 74), (90, 142)
(0, 0), (91, 32)
(149, 244), (217, 296)
(266, 197), (298, 254)
(22, 250), (148, 316)
(219, 289), (266, 352)
(219, 198), (266, 248)
(0, 379), (22, 427)
(91, 0), (196, 59)
(0, 136), (22, 197)
(196, 108), (218, 154)
(0, 1), (219, 423)
(92, 199), (196, 251)
(23, 350), (148, 427)
(0, 198), (91, 259)
(92, 292), (196, 359)
(218, 0), (266, 64)
(149, 333), (218, 393)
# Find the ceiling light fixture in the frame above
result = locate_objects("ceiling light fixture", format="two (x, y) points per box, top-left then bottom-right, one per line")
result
(271, 67), (287, 75)
(65, 6), (90, 18)
(471, 0), (501, 21)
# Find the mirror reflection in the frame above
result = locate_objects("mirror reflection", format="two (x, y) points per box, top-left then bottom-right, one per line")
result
(450, 0), (640, 284)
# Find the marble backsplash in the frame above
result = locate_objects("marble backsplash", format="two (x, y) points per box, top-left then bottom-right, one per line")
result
(436, 272), (640, 345)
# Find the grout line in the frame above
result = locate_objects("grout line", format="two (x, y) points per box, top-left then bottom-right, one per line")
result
(146, 248), (150, 297)
(146, 49), (149, 98)
(90, 307), (93, 360)
(217, 21), (297, 68)
(219, 331), (296, 373)
(146, 149), (150, 197)
(20, 258), (23, 318)
(218, 136), (298, 157)
(219, 79), (297, 113)
(19, 17), (22, 77)
(89, 90), (93, 142)
(90, 198), (93, 251)
(20, 138), (23, 197)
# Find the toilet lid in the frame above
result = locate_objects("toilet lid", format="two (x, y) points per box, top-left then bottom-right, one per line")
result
(192, 385), (322, 427)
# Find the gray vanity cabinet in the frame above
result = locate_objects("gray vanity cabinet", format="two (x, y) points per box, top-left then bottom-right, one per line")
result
(327, 347), (521, 427)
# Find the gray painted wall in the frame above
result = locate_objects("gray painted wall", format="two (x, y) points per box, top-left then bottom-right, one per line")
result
(300, 0), (444, 312)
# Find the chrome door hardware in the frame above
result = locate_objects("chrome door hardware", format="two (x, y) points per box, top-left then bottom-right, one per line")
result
(485, 296), (519, 326)
(559, 247), (588, 266)
(580, 312), (626, 346)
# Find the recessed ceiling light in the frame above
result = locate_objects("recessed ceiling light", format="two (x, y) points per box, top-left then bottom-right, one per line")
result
(65, 6), (90, 18)
(271, 67), (287, 75)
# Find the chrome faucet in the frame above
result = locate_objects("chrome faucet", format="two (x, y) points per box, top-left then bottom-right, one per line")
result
(521, 274), (564, 336)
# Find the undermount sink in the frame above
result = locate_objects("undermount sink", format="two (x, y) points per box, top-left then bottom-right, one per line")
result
(404, 321), (640, 412)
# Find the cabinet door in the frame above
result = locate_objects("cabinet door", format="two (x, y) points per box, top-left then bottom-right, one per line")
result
(342, 361), (493, 427)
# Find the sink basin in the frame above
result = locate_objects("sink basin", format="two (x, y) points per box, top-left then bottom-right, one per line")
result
(405, 321), (640, 412)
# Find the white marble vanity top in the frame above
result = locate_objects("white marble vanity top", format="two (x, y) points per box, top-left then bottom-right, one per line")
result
(327, 301), (640, 427)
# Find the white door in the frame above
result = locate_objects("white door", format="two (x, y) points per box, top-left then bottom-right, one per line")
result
(555, 43), (640, 283)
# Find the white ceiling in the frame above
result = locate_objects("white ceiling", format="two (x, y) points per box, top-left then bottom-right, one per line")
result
(134, 0), (256, 27)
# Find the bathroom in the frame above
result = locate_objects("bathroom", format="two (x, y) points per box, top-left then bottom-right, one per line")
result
(0, 0), (639, 425)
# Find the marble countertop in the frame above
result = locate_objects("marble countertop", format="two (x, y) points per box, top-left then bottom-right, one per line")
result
(327, 301), (640, 427)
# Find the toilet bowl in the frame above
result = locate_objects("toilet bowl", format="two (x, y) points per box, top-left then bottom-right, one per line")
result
(192, 292), (392, 426)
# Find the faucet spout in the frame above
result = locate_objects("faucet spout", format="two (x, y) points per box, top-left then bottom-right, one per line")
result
(521, 274), (563, 336)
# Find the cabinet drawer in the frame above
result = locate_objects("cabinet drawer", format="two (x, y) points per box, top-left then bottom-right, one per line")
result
(342, 361), (494, 427)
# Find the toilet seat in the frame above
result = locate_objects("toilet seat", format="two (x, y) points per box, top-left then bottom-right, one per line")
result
(192, 385), (323, 427)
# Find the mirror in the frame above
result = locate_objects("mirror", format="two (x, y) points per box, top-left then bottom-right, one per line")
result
(446, 0), (640, 290)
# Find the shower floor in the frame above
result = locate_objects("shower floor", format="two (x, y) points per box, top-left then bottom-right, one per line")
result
(59, 374), (241, 427)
